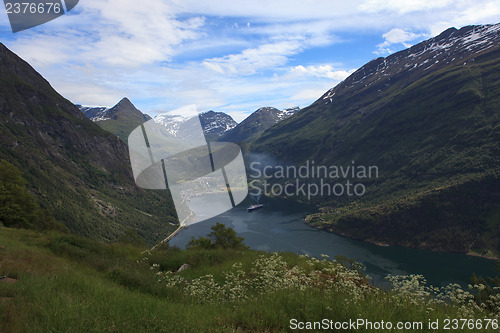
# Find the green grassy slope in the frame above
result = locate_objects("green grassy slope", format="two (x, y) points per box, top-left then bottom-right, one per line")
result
(0, 43), (177, 243)
(1, 227), (499, 332)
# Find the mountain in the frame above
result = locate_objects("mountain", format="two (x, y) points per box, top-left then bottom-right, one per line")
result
(251, 24), (500, 255)
(220, 106), (299, 143)
(0, 43), (177, 242)
(78, 105), (108, 120)
(78, 98), (152, 141)
(281, 107), (300, 118)
(154, 110), (237, 141)
(199, 110), (238, 141)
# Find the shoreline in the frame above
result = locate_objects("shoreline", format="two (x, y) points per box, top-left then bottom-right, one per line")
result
(183, 191), (500, 261)
(466, 252), (500, 261)
(304, 214), (500, 261)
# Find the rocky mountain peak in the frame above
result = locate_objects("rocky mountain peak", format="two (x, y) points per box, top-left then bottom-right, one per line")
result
(153, 110), (237, 141)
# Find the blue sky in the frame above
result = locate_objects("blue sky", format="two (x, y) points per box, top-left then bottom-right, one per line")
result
(1, 0), (500, 121)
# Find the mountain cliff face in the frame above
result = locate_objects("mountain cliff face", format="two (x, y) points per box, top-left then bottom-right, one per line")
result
(198, 110), (238, 141)
(220, 106), (299, 143)
(252, 24), (500, 255)
(0, 43), (177, 242)
(79, 105), (108, 120)
(154, 110), (237, 141)
(78, 98), (152, 141)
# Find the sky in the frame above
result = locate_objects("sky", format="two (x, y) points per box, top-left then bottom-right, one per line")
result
(1, 0), (500, 122)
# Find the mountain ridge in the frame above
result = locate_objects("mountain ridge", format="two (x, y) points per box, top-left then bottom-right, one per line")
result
(220, 106), (299, 143)
(153, 110), (237, 141)
(78, 97), (152, 141)
(0, 42), (177, 243)
(251, 24), (500, 255)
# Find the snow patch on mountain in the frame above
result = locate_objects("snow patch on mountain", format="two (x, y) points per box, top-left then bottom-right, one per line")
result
(78, 105), (110, 122)
(154, 114), (189, 136)
(320, 23), (500, 106)
(153, 111), (237, 139)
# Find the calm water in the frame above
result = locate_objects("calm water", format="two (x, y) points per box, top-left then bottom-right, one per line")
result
(170, 194), (498, 286)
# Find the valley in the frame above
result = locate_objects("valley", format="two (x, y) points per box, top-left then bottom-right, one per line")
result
(2, 0), (500, 329)
(251, 24), (500, 257)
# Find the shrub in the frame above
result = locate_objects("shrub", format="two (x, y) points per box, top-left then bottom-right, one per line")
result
(187, 223), (248, 250)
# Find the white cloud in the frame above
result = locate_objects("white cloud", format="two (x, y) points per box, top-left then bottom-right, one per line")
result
(162, 104), (199, 118)
(382, 29), (420, 46)
(174, 0), (360, 21)
(6, 0), (205, 69)
(291, 88), (330, 101)
(359, 0), (454, 14)
(1, 0), (499, 118)
(427, 1), (500, 35)
(82, 0), (204, 67)
(291, 65), (354, 80)
(375, 28), (428, 54)
(203, 38), (305, 75)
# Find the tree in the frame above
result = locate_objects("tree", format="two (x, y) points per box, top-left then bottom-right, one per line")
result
(0, 159), (65, 231)
(0, 159), (38, 228)
(187, 223), (247, 250)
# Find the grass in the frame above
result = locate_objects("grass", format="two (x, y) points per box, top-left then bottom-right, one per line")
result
(1, 227), (499, 332)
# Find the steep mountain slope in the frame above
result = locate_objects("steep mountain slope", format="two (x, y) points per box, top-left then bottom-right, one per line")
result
(252, 24), (500, 255)
(220, 106), (299, 143)
(79, 98), (152, 141)
(154, 110), (237, 141)
(199, 110), (238, 141)
(0, 43), (177, 242)
(78, 105), (108, 120)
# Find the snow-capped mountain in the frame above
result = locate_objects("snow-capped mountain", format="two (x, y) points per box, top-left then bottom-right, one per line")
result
(78, 105), (109, 121)
(153, 110), (237, 141)
(320, 23), (500, 105)
(78, 98), (152, 123)
(78, 98), (152, 140)
(154, 114), (189, 136)
(279, 107), (300, 120)
(199, 111), (238, 141)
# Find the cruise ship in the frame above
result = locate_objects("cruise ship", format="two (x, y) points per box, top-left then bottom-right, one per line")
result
(247, 204), (264, 212)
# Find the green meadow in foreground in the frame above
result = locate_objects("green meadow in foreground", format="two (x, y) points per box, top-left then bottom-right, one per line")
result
(1, 226), (499, 332)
